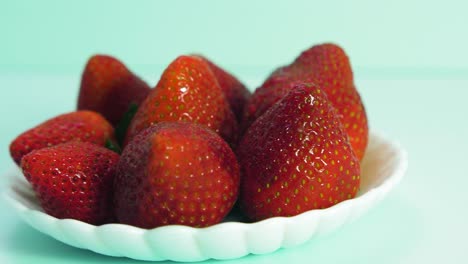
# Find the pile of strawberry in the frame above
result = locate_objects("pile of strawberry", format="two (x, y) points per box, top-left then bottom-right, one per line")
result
(10, 43), (368, 228)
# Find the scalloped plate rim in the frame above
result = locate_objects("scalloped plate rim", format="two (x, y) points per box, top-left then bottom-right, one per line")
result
(2, 130), (408, 261)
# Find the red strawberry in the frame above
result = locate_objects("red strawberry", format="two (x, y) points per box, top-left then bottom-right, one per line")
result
(242, 43), (368, 160)
(195, 55), (251, 122)
(78, 55), (151, 126)
(10, 111), (115, 165)
(21, 142), (120, 225)
(114, 122), (239, 228)
(241, 78), (298, 133)
(237, 84), (360, 221)
(125, 55), (238, 146)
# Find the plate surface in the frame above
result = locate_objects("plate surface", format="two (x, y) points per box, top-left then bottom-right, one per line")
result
(2, 131), (407, 262)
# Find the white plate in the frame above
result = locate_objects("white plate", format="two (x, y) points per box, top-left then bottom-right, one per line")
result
(2, 131), (407, 262)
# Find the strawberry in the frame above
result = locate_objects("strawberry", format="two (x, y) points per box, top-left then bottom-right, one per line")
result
(125, 55), (238, 146)
(242, 43), (368, 160)
(21, 142), (119, 225)
(195, 55), (251, 122)
(237, 84), (360, 221)
(10, 111), (115, 165)
(78, 55), (151, 126)
(241, 77), (298, 134)
(114, 122), (239, 228)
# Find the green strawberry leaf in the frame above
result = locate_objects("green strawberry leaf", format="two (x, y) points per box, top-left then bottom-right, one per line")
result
(105, 139), (121, 154)
(115, 102), (139, 146)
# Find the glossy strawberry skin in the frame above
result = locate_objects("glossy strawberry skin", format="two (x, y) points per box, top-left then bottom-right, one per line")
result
(242, 43), (368, 159)
(125, 55), (238, 146)
(115, 122), (239, 228)
(78, 55), (151, 126)
(237, 84), (360, 221)
(241, 78), (299, 134)
(10, 111), (115, 165)
(196, 55), (251, 122)
(284, 43), (368, 159)
(21, 142), (120, 225)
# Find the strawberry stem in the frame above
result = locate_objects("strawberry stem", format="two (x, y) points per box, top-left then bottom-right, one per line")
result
(115, 102), (139, 145)
(105, 139), (121, 154)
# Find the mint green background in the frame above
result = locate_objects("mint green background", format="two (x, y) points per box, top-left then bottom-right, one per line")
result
(2, 0), (468, 75)
(1, 1), (468, 263)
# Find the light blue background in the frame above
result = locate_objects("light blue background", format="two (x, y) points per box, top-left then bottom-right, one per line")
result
(2, 0), (468, 74)
(1, 1), (468, 263)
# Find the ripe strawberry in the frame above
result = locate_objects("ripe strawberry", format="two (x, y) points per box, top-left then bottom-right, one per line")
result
(78, 55), (151, 126)
(114, 122), (239, 229)
(125, 55), (238, 146)
(241, 77), (298, 134)
(237, 84), (360, 221)
(10, 111), (115, 165)
(242, 43), (368, 160)
(195, 55), (251, 122)
(21, 142), (119, 225)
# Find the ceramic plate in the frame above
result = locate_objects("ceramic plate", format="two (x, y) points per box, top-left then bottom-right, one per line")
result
(3, 131), (407, 262)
